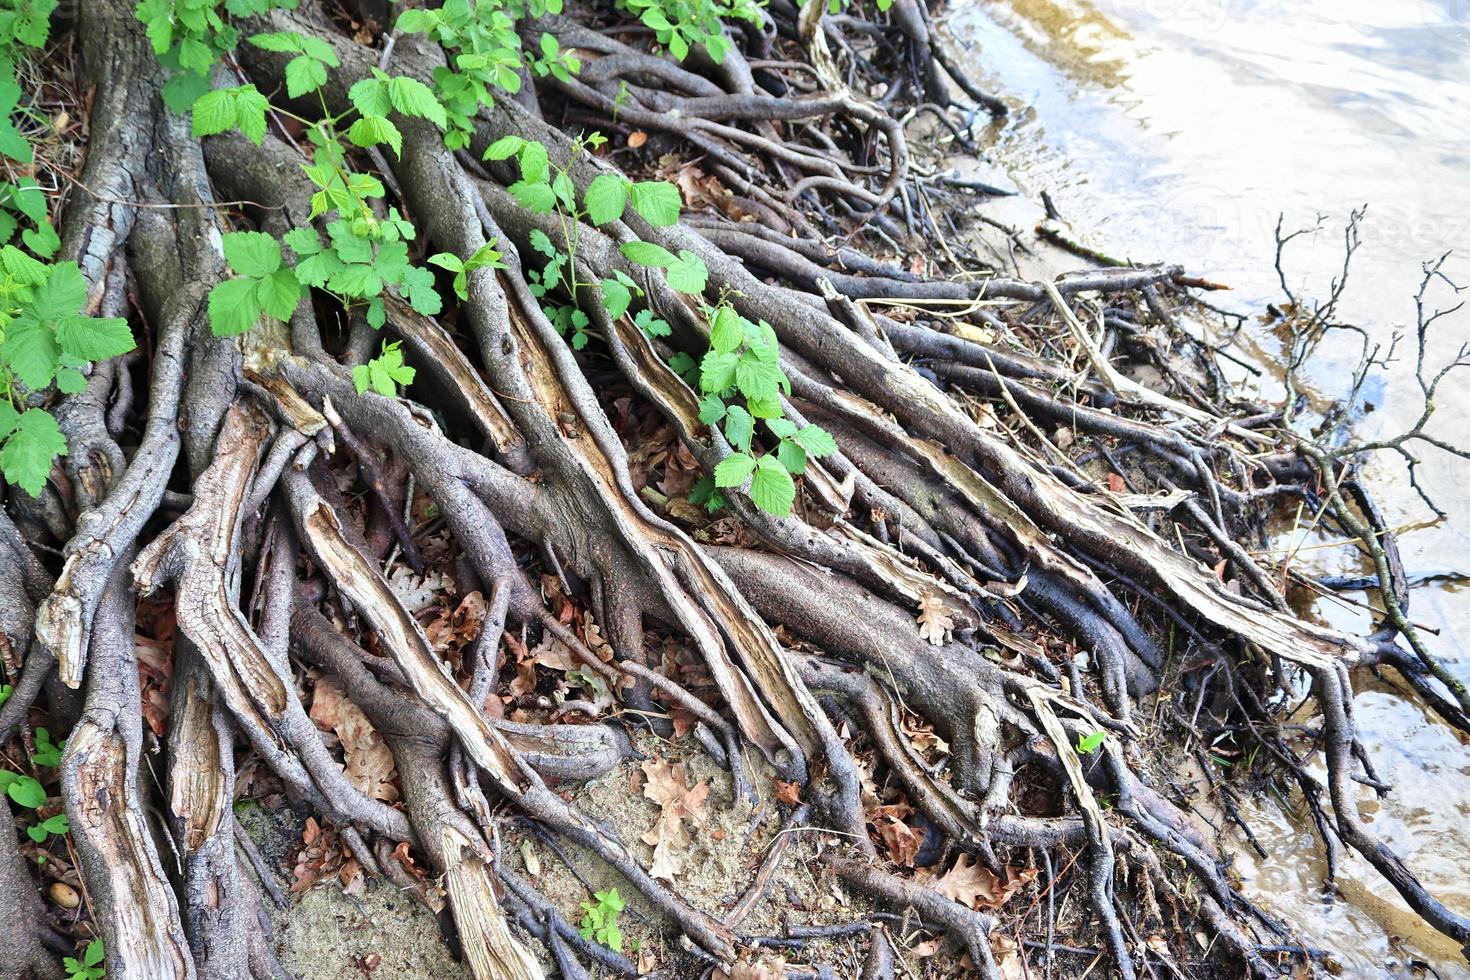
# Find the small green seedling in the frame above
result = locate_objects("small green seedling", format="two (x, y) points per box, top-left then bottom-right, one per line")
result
(62, 938), (105, 980)
(579, 887), (625, 952)
(27, 811), (67, 842)
(0, 769), (45, 807)
(32, 725), (62, 766)
(1075, 730), (1106, 755)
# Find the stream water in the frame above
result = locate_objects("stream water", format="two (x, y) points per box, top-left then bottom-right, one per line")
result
(942, 1), (1470, 974)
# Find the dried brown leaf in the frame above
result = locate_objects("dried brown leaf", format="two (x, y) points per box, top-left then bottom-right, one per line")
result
(916, 591), (953, 646)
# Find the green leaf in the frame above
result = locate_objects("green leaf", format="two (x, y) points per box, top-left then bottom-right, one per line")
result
(0, 409), (65, 496)
(327, 263), (382, 298)
(190, 89), (236, 137)
(248, 31), (304, 53)
(713, 451), (754, 488)
(601, 277), (631, 319)
(347, 115), (402, 155)
(697, 395), (726, 424)
(32, 727), (62, 767)
(584, 173), (628, 225)
(628, 181), (681, 226)
(483, 134), (527, 161)
(508, 180), (556, 213)
(283, 227), (322, 257)
(0, 317), (58, 389)
(620, 240), (675, 268)
(766, 417), (797, 438)
(208, 277), (263, 336)
(552, 171), (576, 211)
(348, 76), (392, 118)
(427, 252), (463, 274)
(84, 937), (105, 967)
(351, 363), (371, 395)
(750, 454), (795, 516)
(528, 229), (557, 258)
(222, 231), (281, 277)
(722, 404), (753, 453)
(709, 305), (743, 354)
(233, 85), (268, 145)
(4, 772), (46, 808)
(791, 424), (837, 457)
(518, 141), (550, 184)
(666, 250), (707, 294)
(31, 262), (88, 321)
(256, 269), (302, 320)
(399, 265), (441, 315)
(285, 54), (328, 97)
(388, 75), (447, 127)
(55, 316), (135, 362)
(776, 438), (806, 475)
(55, 367), (87, 394)
(735, 353), (781, 402)
(699, 350), (738, 393)
(1076, 730), (1106, 754)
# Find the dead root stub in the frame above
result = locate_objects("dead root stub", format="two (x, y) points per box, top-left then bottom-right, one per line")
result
(3, 0), (1468, 978)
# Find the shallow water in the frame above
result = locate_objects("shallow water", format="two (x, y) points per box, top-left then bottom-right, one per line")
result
(943, 1), (1470, 974)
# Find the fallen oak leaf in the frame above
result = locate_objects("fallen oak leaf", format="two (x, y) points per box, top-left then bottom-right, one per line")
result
(916, 590), (953, 646)
(640, 756), (710, 881)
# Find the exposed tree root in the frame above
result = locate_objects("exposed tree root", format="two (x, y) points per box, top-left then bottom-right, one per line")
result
(3, 0), (1467, 977)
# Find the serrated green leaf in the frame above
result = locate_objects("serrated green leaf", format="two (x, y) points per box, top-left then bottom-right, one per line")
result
(55, 316), (135, 362)
(207, 277), (262, 336)
(400, 265), (441, 315)
(285, 54), (328, 97)
(518, 141), (550, 184)
(55, 367), (87, 394)
(190, 89), (236, 137)
(348, 77), (392, 118)
(584, 173), (628, 225)
(666, 250), (707, 294)
(699, 349), (738, 393)
(709, 305), (743, 354)
(697, 394), (726, 424)
(620, 240), (675, 268)
(776, 438), (806, 475)
(713, 451), (755, 488)
(735, 353), (781, 401)
(31, 262), (87, 322)
(328, 263), (382, 298)
(483, 134), (526, 161)
(628, 181), (680, 226)
(0, 317), (57, 388)
(387, 75), (447, 127)
(750, 454), (795, 516)
(352, 363), (371, 395)
(0, 409), (65, 496)
(283, 227), (321, 256)
(792, 424), (837, 457)
(221, 231), (281, 278)
(234, 85), (268, 144)
(248, 31), (303, 53)
(347, 115), (402, 155)
(508, 180), (556, 213)
(765, 417), (797, 438)
(722, 404), (753, 453)
(601, 277), (630, 319)
(256, 269), (302, 320)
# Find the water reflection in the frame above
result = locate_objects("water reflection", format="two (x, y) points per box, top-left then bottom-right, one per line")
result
(945, 1), (1470, 974)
